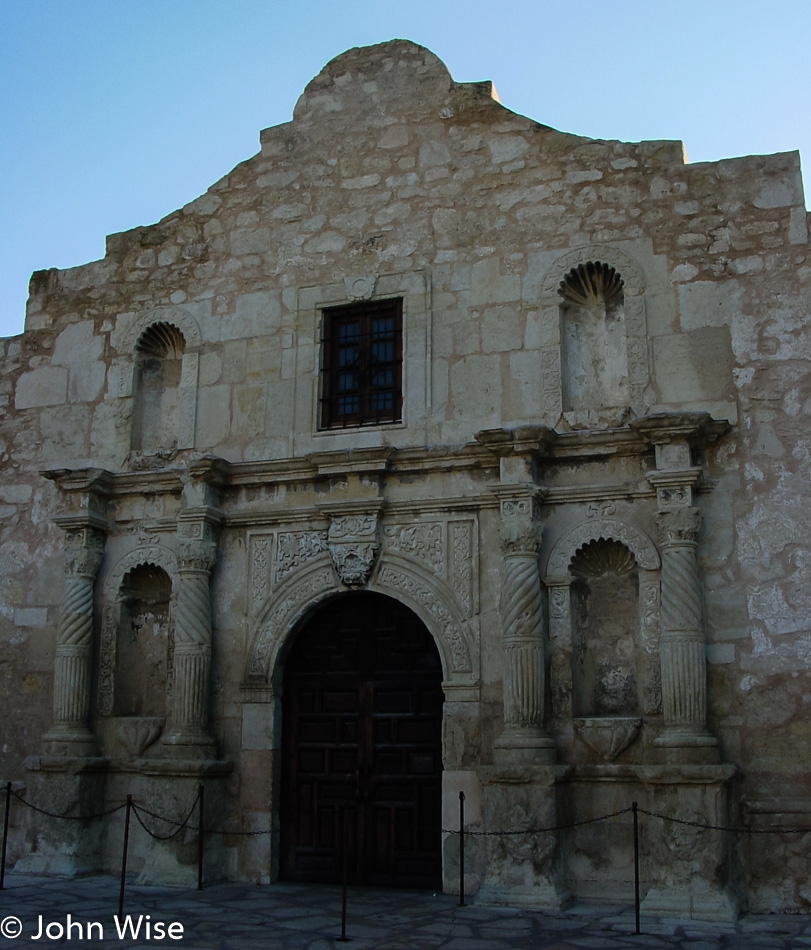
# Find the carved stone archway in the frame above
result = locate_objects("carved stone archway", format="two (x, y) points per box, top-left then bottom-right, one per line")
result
(545, 516), (660, 577)
(245, 552), (477, 691)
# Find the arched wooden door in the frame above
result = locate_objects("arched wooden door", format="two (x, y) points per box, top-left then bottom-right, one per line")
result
(280, 593), (444, 888)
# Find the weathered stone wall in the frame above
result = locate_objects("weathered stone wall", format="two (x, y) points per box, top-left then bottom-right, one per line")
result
(1, 39), (809, 913)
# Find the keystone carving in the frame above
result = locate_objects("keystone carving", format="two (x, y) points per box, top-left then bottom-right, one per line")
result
(329, 514), (380, 588)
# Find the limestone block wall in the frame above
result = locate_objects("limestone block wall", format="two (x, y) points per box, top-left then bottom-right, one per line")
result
(0, 40), (810, 910)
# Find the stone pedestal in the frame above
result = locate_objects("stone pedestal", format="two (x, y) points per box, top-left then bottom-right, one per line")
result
(562, 763), (737, 921)
(638, 765), (738, 921)
(476, 766), (571, 909)
(17, 758), (108, 877)
(100, 760), (231, 886)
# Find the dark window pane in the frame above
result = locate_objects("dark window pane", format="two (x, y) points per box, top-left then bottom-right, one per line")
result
(321, 299), (402, 429)
(372, 369), (393, 387)
(372, 317), (393, 337)
(337, 396), (359, 415)
(371, 342), (393, 362)
(371, 393), (394, 411)
(338, 322), (361, 342)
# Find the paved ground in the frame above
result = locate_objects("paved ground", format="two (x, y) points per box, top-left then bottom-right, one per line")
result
(0, 875), (809, 949)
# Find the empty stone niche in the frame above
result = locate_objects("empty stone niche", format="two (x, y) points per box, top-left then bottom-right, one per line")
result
(570, 539), (642, 761)
(132, 321), (184, 452)
(560, 262), (628, 412)
(112, 564), (172, 756)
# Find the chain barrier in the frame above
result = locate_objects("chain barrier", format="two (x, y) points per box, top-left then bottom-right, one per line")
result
(442, 806), (633, 837)
(636, 807), (811, 836)
(3, 777), (810, 930)
(131, 793), (200, 843)
(11, 789), (127, 821)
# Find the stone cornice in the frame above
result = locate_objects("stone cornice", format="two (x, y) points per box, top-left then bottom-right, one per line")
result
(475, 425), (555, 457)
(629, 412), (730, 447)
(40, 413), (730, 518)
(41, 467), (115, 496)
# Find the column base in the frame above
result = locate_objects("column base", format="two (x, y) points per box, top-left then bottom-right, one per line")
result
(161, 727), (217, 757)
(654, 729), (720, 764)
(42, 725), (98, 757)
(494, 728), (557, 766)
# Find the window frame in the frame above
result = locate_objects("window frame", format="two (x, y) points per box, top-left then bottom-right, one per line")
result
(319, 297), (404, 430)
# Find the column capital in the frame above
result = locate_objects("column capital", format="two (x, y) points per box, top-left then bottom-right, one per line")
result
(655, 507), (701, 545)
(56, 524), (106, 578)
(177, 508), (222, 572)
(493, 485), (545, 555)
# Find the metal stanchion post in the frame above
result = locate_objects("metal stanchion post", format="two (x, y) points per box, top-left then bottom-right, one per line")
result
(0, 781), (11, 890)
(118, 796), (132, 920)
(197, 784), (205, 891)
(459, 791), (465, 907)
(632, 801), (640, 935)
(337, 804), (351, 943)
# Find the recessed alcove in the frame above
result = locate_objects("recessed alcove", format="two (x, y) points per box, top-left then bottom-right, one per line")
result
(132, 322), (185, 452)
(559, 261), (629, 412)
(569, 538), (640, 718)
(114, 563), (173, 720)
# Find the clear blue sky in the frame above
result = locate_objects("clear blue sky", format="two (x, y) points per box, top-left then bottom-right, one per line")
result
(1, 0), (808, 339)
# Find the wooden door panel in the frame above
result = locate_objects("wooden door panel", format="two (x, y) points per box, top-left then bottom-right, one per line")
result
(281, 594), (442, 888)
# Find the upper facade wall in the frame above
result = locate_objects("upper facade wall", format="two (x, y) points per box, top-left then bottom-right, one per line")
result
(2, 39), (809, 473)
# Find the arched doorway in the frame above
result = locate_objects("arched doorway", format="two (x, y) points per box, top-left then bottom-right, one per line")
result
(280, 592), (444, 888)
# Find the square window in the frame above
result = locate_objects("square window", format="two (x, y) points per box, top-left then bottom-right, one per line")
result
(320, 299), (403, 429)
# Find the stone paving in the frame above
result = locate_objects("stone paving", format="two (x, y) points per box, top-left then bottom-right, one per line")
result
(0, 876), (809, 949)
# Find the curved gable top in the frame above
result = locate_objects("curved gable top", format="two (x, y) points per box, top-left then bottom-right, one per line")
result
(291, 39), (492, 127)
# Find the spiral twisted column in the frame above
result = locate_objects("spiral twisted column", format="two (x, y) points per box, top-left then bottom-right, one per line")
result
(163, 515), (219, 753)
(654, 507), (718, 761)
(45, 525), (106, 756)
(494, 491), (556, 765)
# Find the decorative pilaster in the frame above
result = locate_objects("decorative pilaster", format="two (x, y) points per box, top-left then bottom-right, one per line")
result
(631, 413), (726, 764)
(163, 510), (220, 753)
(544, 576), (574, 720)
(44, 525), (106, 756)
(654, 506), (717, 759)
(493, 489), (556, 765)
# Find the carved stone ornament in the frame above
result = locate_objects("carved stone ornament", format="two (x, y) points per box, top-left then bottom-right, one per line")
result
(344, 274), (378, 300)
(575, 717), (641, 761)
(276, 531), (329, 584)
(64, 527), (106, 578)
(499, 495), (542, 556)
(177, 536), (219, 573)
(546, 517), (660, 576)
(655, 506), (701, 545)
(329, 514), (380, 588)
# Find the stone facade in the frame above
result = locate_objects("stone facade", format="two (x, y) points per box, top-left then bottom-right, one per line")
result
(1, 40), (810, 916)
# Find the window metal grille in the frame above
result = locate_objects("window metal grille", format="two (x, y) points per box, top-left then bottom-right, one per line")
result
(320, 298), (403, 429)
